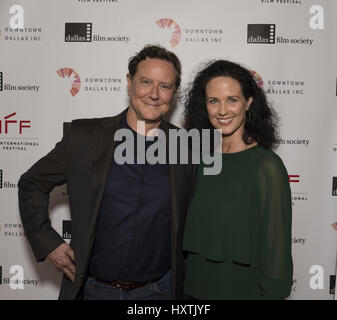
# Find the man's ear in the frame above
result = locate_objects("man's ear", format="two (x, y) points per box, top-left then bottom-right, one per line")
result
(126, 73), (132, 96)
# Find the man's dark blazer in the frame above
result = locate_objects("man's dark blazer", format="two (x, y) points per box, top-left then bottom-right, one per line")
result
(18, 109), (197, 300)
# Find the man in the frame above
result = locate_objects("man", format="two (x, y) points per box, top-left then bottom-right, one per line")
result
(18, 45), (196, 300)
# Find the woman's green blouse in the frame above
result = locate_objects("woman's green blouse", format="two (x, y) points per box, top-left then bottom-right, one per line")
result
(183, 146), (293, 300)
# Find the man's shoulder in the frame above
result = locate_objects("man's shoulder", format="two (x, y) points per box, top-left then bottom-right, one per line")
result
(70, 116), (110, 127)
(70, 109), (126, 129)
(64, 109), (126, 137)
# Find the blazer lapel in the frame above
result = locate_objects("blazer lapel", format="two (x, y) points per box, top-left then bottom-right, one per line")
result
(88, 110), (126, 231)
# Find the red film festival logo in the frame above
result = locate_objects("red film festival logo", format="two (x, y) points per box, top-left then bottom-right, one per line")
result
(289, 175), (300, 183)
(56, 68), (81, 96)
(0, 113), (30, 134)
(156, 18), (181, 48)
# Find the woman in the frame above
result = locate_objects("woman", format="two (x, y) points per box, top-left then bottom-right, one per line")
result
(183, 60), (293, 300)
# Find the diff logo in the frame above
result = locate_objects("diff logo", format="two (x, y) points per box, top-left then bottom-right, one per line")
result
(56, 68), (81, 96)
(65, 23), (92, 42)
(0, 169), (3, 188)
(247, 24), (275, 44)
(289, 175), (300, 183)
(0, 72), (3, 91)
(0, 113), (31, 135)
(332, 177), (337, 196)
(156, 18), (181, 48)
(62, 220), (71, 240)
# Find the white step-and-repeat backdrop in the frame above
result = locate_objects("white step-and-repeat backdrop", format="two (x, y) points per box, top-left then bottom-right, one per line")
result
(0, 0), (336, 300)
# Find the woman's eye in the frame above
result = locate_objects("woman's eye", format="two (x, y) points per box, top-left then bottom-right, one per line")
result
(208, 99), (218, 104)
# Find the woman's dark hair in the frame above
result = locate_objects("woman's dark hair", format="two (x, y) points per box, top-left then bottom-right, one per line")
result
(128, 44), (182, 90)
(184, 60), (279, 149)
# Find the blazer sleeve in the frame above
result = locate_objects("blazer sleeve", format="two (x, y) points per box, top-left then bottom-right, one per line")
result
(18, 123), (74, 262)
(256, 154), (294, 299)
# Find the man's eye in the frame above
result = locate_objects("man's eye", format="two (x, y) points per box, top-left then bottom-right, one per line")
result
(161, 84), (173, 90)
(141, 80), (151, 85)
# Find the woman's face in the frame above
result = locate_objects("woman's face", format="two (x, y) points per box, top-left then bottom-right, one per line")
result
(205, 76), (253, 140)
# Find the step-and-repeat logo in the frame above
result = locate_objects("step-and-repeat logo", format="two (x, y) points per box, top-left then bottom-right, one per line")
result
(62, 220), (71, 240)
(289, 175), (300, 183)
(65, 22), (130, 43)
(65, 23), (92, 42)
(156, 18), (181, 48)
(0, 170), (17, 190)
(0, 265), (39, 289)
(265, 79), (305, 96)
(288, 174), (309, 206)
(0, 223), (24, 237)
(276, 138), (310, 147)
(332, 222), (337, 231)
(0, 72), (40, 93)
(56, 68), (81, 97)
(260, 0), (302, 5)
(155, 18), (225, 47)
(332, 177), (337, 196)
(330, 275), (336, 295)
(0, 112), (31, 135)
(0, 112), (38, 152)
(247, 23), (314, 46)
(250, 70), (264, 88)
(247, 24), (275, 44)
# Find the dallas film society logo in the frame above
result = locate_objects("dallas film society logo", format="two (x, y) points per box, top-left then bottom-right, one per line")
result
(332, 177), (337, 196)
(56, 67), (122, 96)
(0, 112), (39, 152)
(65, 22), (130, 43)
(0, 72), (40, 93)
(0, 265), (39, 289)
(155, 18), (225, 47)
(276, 137), (310, 147)
(0, 170), (17, 190)
(62, 220), (71, 240)
(247, 24), (313, 46)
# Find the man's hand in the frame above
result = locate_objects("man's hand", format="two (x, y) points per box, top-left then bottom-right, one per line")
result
(46, 243), (76, 282)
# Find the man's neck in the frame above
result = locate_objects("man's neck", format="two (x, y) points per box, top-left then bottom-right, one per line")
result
(126, 107), (162, 136)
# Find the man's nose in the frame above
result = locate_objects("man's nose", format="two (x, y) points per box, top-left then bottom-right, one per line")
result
(149, 85), (159, 100)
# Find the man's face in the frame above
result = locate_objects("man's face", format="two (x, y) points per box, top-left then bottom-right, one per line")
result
(127, 58), (176, 126)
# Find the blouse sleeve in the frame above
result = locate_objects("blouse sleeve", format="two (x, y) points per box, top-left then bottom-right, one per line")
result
(256, 153), (293, 299)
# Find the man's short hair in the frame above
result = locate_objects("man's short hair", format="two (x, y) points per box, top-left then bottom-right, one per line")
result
(128, 44), (182, 90)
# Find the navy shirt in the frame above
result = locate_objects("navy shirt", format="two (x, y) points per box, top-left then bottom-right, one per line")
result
(88, 114), (171, 282)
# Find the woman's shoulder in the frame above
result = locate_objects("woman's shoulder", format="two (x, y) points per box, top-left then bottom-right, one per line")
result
(253, 146), (287, 173)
